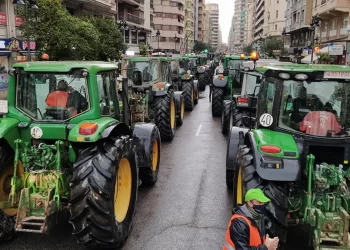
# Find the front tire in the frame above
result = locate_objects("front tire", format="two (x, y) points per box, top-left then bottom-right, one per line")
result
(182, 81), (194, 111)
(69, 136), (138, 249)
(211, 87), (224, 117)
(221, 100), (231, 135)
(154, 89), (176, 141)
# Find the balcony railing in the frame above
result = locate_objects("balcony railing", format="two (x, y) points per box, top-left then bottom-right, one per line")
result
(119, 12), (145, 25)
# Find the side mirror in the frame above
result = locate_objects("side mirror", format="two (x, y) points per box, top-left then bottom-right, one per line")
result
(223, 68), (229, 76)
(132, 71), (142, 85)
(256, 77), (262, 84)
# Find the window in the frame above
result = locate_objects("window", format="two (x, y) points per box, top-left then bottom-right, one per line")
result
(162, 25), (170, 30)
(125, 30), (130, 43)
(322, 21), (328, 32)
(131, 30), (137, 44)
(257, 78), (276, 115)
(276, 10), (278, 18)
(342, 16), (348, 28)
(275, 24), (277, 30)
(155, 12), (162, 17)
(97, 72), (116, 116)
(331, 18), (337, 30)
(301, 10), (304, 21)
(154, 24), (162, 29)
(132, 61), (159, 82)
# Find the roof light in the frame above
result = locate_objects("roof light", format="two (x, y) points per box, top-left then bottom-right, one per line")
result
(79, 123), (98, 135)
(250, 51), (259, 60)
(260, 145), (281, 154)
(279, 73), (291, 79)
(237, 97), (248, 103)
(295, 73), (308, 80)
(240, 54), (245, 59)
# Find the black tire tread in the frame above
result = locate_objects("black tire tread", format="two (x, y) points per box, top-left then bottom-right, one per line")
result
(198, 75), (206, 91)
(212, 87), (224, 117)
(154, 89), (176, 141)
(221, 100), (231, 135)
(182, 81), (194, 111)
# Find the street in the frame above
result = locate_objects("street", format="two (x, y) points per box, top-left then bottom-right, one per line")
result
(0, 88), (233, 250)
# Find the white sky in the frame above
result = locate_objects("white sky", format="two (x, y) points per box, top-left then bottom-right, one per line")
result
(206, 0), (234, 44)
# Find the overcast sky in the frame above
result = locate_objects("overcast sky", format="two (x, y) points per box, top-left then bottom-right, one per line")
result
(206, 0), (234, 44)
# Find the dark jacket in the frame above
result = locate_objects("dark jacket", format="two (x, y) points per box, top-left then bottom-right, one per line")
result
(229, 205), (268, 250)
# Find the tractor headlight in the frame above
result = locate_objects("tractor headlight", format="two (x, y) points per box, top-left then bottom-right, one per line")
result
(295, 73), (308, 80)
(279, 73), (291, 79)
(81, 69), (88, 77)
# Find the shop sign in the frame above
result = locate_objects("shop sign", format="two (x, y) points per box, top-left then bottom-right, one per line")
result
(0, 38), (21, 51)
(15, 16), (24, 26)
(0, 13), (7, 25)
(22, 41), (36, 50)
(0, 73), (8, 90)
(328, 46), (343, 56)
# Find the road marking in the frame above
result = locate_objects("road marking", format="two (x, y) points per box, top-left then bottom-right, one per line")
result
(196, 124), (202, 136)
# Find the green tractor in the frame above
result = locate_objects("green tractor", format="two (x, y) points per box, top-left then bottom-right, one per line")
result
(211, 54), (250, 117)
(0, 61), (161, 248)
(190, 55), (207, 91)
(226, 63), (350, 249)
(122, 56), (185, 141)
(169, 56), (199, 111)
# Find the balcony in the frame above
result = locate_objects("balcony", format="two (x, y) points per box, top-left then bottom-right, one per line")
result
(118, 0), (144, 6)
(119, 12), (145, 25)
(314, 0), (350, 19)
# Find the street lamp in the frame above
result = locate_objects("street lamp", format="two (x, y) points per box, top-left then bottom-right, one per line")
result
(310, 15), (320, 64)
(13, 0), (39, 62)
(156, 29), (160, 52)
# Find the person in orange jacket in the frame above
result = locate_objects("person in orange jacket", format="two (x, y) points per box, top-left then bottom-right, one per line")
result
(223, 188), (279, 250)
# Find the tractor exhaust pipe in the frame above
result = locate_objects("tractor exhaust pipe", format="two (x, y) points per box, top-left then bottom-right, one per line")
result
(122, 77), (130, 127)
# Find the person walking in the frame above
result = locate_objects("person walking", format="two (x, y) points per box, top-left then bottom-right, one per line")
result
(223, 188), (279, 250)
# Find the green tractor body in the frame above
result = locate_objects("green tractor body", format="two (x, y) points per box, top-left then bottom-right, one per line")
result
(0, 61), (161, 248)
(227, 63), (350, 249)
(122, 56), (185, 140)
(211, 55), (250, 117)
(189, 55), (208, 91)
(169, 57), (199, 110)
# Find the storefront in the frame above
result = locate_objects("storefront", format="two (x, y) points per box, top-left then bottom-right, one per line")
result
(0, 37), (36, 68)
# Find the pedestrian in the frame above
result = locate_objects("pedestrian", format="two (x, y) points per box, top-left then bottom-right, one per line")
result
(223, 188), (279, 250)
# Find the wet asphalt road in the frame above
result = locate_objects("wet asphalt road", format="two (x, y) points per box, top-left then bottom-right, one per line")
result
(1, 87), (232, 250)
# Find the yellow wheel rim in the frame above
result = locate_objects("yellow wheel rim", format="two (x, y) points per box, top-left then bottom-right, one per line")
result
(181, 101), (185, 119)
(152, 139), (159, 171)
(170, 100), (175, 129)
(196, 89), (199, 99)
(236, 168), (243, 205)
(191, 88), (194, 104)
(0, 160), (23, 216)
(114, 158), (132, 223)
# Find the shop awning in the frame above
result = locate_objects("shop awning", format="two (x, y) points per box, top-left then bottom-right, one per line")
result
(301, 45), (343, 64)
(0, 51), (11, 56)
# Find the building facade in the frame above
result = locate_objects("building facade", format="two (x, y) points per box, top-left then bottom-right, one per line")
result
(207, 3), (219, 49)
(182, 0), (195, 52)
(152, 0), (185, 53)
(228, 0), (247, 54)
(285, 0), (313, 56)
(197, 0), (210, 44)
(246, 0), (255, 45)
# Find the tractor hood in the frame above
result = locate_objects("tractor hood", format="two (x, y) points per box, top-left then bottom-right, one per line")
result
(212, 75), (228, 87)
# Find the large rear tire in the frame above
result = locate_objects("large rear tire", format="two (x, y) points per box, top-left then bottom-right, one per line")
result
(229, 105), (250, 129)
(182, 81), (194, 111)
(221, 100), (231, 135)
(69, 136), (138, 249)
(176, 95), (185, 127)
(233, 145), (289, 243)
(138, 126), (161, 185)
(211, 87), (224, 117)
(154, 89), (176, 141)
(194, 84), (199, 105)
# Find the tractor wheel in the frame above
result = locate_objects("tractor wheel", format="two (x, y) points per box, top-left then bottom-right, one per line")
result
(211, 87), (224, 117)
(229, 105), (250, 129)
(154, 89), (176, 141)
(221, 100), (231, 135)
(139, 126), (161, 185)
(233, 145), (289, 243)
(176, 95), (185, 127)
(183, 81), (194, 111)
(194, 84), (199, 105)
(198, 75), (206, 91)
(69, 136), (138, 249)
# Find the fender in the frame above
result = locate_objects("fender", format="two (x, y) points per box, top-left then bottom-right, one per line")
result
(132, 122), (161, 168)
(247, 129), (301, 181)
(197, 67), (205, 74)
(0, 117), (21, 150)
(174, 91), (183, 116)
(212, 76), (228, 88)
(152, 82), (172, 97)
(226, 126), (249, 170)
(68, 117), (123, 143)
(193, 79), (199, 92)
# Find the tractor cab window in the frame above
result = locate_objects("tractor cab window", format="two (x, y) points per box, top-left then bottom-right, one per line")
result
(257, 78), (276, 115)
(97, 72), (117, 116)
(16, 73), (89, 121)
(279, 80), (350, 137)
(132, 61), (159, 82)
(244, 73), (261, 96)
(179, 60), (187, 72)
(170, 61), (179, 74)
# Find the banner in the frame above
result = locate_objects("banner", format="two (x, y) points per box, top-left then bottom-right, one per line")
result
(0, 73), (8, 90)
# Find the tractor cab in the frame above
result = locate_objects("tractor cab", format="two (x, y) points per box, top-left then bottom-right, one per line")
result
(227, 63), (350, 250)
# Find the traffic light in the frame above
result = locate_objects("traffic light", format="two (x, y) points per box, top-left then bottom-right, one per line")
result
(204, 49), (208, 53)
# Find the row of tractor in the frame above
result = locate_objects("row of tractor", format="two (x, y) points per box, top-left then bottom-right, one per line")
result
(0, 53), (218, 248)
(219, 52), (350, 249)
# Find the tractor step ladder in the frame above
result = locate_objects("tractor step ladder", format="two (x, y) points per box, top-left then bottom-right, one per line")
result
(16, 216), (46, 233)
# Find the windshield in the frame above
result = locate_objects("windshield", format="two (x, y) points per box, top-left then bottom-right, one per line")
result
(17, 73), (88, 121)
(279, 80), (350, 137)
(170, 61), (178, 74)
(129, 61), (159, 82)
(179, 60), (187, 71)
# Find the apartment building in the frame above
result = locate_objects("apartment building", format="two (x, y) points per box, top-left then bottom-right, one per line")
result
(246, 0), (255, 45)
(197, 0), (210, 44)
(152, 0), (185, 53)
(285, 0), (313, 55)
(64, 0), (117, 18)
(182, 0), (195, 52)
(228, 0), (247, 53)
(207, 3), (219, 49)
